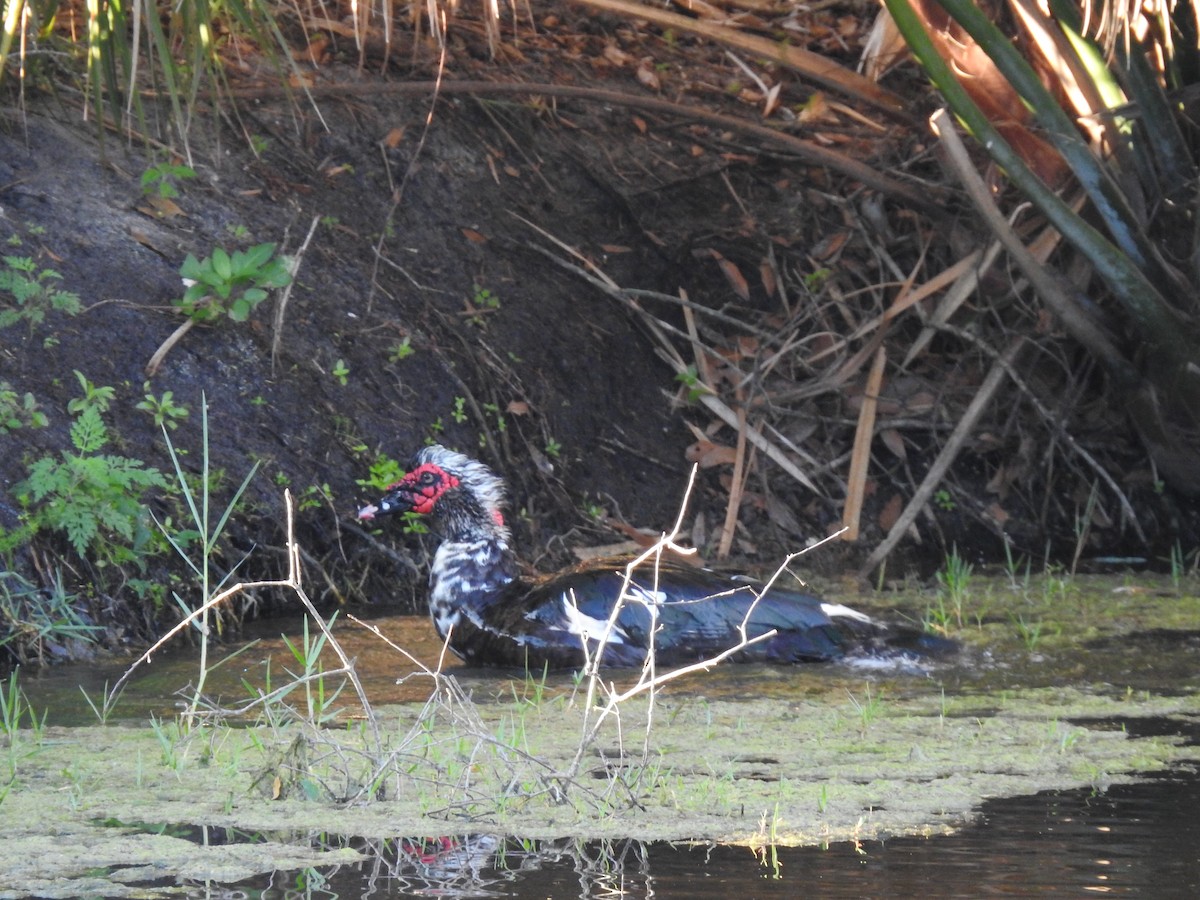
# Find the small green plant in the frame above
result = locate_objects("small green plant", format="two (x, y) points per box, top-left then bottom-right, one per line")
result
(356, 454), (405, 493)
(451, 396), (468, 424)
(1011, 612), (1043, 651)
(468, 284), (501, 325)
(1, 669), (47, 788)
(0, 669), (33, 738)
(11, 396), (170, 564)
(933, 545), (973, 630)
(388, 337), (415, 362)
(933, 488), (956, 511)
(545, 437), (562, 458)
(0, 256), (82, 331)
(0, 382), (47, 433)
(140, 162), (197, 199)
(226, 223), (251, 240)
(155, 395), (260, 721)
(674, 365), (709, 403)
(1167, 540), (1192, 594)
(802, 267), (831, 292)
(0, 570), (101, 665)
(473, 284), (498, 307)
(136, 384), (190, 431)
(297, 483), (331, 513)
(1002, 538), (1030, 592)
(280, 615), (345, 725)
(331, 359), (350, 386)
(845, 684), (885, 731)
(67, 370), (116, 416)
(177, 243), (291, 323)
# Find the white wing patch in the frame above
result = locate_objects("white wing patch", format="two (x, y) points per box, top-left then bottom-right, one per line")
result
(820, 602), (874, 624)
(626, 583), (667, 605)
(559, 596), (627, 644)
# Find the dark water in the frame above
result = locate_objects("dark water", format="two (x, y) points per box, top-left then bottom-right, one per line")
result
(187, 772), (1198, 897)
(18, 613), (1200, 897)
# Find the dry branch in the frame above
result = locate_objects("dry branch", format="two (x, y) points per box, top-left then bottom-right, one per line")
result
(859, 339), (1024, 575)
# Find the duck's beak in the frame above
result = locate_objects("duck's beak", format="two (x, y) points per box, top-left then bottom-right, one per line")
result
(357, 484), (417, 521)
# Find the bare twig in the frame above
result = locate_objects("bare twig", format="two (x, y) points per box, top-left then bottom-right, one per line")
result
(272, 215), (321, 373)
(859, 339), (1025, 575)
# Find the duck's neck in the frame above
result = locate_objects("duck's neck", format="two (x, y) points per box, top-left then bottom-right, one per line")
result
(427, 534), (520, 638)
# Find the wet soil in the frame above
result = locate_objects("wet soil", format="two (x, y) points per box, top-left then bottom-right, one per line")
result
(1, 74), (709, 645)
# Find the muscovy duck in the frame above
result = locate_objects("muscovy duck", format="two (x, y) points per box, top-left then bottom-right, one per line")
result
(358, 444), (927, 670)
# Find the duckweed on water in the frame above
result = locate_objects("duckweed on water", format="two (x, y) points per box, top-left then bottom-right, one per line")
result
(3, 572), (1200, 896)
(1, 683), (1199, 896)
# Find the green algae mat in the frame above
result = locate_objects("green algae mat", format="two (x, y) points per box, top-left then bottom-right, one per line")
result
(3, 575), (1200, 897)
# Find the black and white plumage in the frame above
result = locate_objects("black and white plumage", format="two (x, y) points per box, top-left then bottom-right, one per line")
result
(358, 445), (936, 670)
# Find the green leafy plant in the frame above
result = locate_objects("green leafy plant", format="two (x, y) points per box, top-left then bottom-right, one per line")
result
(468, 284), (500, 325)
(0, 256), (82, 331)
(136, 384), (190, 431)
(933, 545), (973, 630)
(66, 370), (115, 415)
(473, 284), (499, 309)
(388, 337), (415, 362)
(297, 483), (331, 513)
(355, 454), (406, 493)
(140, 162), (197, 199)
(12, 397), (169, 564)
(177, 243), (291, 324)
(0, 383), (47, 433)
(331, 359), (350, 386)
(674, 365), (710, 403)
(146, 244), (292, 376)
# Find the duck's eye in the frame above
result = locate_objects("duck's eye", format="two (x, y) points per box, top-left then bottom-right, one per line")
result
(417, 471), (438, 487)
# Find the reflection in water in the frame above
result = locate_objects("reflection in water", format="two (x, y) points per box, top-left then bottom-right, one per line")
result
(199, 771), (1199, 898)
(18, 610), (1200, 897)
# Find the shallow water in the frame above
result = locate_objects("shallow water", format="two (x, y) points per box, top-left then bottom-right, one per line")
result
(206, 774), (1200, 897)
(11, 578), (1200, 897)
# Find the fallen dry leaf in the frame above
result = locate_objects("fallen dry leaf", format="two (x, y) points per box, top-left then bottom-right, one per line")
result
(637, 58), (662, 91)
(878, 492), (903, 533)
(137, 196), (184, 219)
(880, 427), (906, 460)
(759, 256), (778, 299)
(685, 439), (738, 468)
(603, 42), (633, 67)
(716, 257), (750, 300)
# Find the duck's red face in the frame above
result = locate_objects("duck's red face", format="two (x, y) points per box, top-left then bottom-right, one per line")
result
(357, 462), (459, 521)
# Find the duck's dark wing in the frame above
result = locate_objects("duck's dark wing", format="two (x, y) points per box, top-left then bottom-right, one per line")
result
(519, 560), (879, 665)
